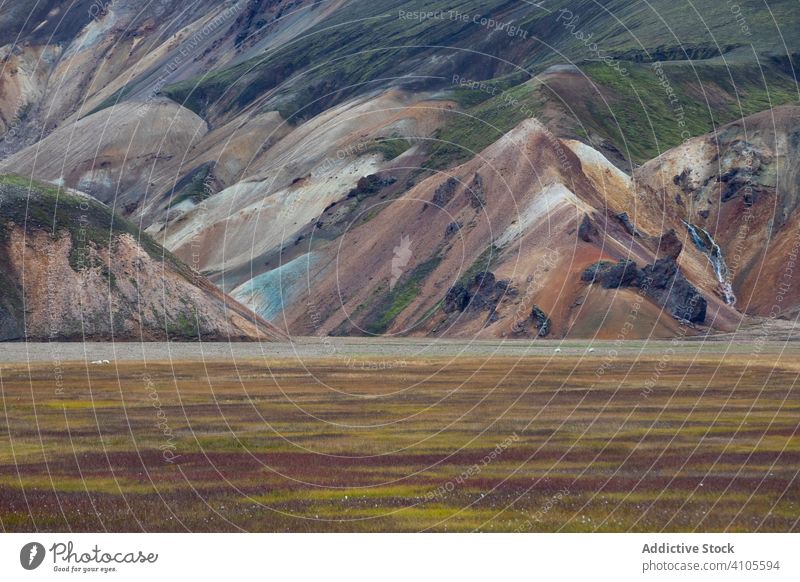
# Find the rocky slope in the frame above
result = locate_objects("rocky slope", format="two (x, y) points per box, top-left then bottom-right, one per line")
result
(267, 117), (744, 340)
(1, 0), (798, 339)
(0, 175), (283, 341)
(635, 106), (800, 317)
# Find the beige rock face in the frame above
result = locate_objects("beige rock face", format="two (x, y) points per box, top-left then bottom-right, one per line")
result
(148, 89), (454, 279)
(0, 175), (284, 341)
(3, 226), (279, 341)
(1, 99), (208, 207)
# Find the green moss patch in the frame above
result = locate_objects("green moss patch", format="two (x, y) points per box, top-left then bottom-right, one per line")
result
(365, 255), (442, 335)
(0, 174), (192, 279)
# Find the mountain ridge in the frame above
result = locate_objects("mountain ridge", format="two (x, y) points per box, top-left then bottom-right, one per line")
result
(1, 0), (798, 340)
(0, 174), (285, 341)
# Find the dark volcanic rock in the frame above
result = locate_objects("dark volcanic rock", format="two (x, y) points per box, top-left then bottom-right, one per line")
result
(615, 212), (640, 237)
(466, 173), (486, 209)
(581, 261), (614, 283)
(530, 305), (551, 337)
(442, 271), (514, 322)
(445, 221), (462, 237)
(606, 260), (643, 287)
(578, 213), (598, 242)
(432, 177), (459, 207)
(581, 255), (706, 324)
(471, 271), (496, 292)
(652, 228), (683, 259)
(443, 282), (470, 314)
(581, 259), (642, 288)
(720, 170), (758, 203)
(673, 168), (693, 194)
(641, 257), (707, 323)
(346, 174), (396, 199)
(466, 271), (498, 311)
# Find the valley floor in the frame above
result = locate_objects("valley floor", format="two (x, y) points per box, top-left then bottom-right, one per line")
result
(5, 330), (800, 362)
(0, 341), (798, 531)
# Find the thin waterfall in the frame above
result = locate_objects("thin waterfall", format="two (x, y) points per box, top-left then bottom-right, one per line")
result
(683, 221), (736, 305)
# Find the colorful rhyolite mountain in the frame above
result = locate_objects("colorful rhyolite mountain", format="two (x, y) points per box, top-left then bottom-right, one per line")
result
(1, 0), (798, 339)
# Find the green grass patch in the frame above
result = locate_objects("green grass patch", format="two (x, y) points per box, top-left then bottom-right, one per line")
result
(366, 137), (413, 160)
(457, 244), (502, 285)
(81, 86), (136, 118)
(579, 59), (800, 163)
(365, 255), (442, 335)
(0, 174), (192, 279)
(170, 163), (215, 206)
(423, 82), (545, 171)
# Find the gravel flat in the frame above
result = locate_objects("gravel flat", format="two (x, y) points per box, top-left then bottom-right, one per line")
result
(1, 336), (798, 363)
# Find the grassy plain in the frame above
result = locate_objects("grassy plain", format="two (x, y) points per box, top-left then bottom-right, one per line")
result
(0, 346), (798, 532)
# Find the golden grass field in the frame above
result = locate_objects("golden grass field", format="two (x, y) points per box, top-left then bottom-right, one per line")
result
(1, 344), (798, 532)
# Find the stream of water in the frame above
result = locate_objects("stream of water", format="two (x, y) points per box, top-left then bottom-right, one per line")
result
(684, 221), (736, 305)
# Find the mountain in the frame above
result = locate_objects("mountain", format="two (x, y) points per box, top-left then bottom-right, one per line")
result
(1, 0), (798, 339)
(0, 174), (283, 341)
(636, 105), (800, 318)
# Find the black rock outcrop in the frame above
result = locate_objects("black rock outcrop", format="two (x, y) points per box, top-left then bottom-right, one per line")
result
(615, 212), (641, 237)
(346, 174), (396, 200)
(641, 257), (707, 323)
(443, 282), (470, 314)
(445, 220), (463, 237)
(442, 271), (515, 325)
(432, 177), (459, 207)
(578, 213), (598, 242)
(466, 173), (486, 209)
(581, 259), (642, 288)
(581, 256), (706, 324)
(530, 305), (551, 337)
